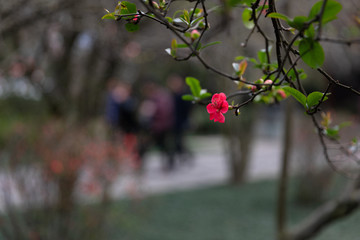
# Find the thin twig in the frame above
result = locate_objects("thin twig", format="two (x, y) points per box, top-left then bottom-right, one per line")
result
(315, 0), (328, 40)
(319, 37), (360, 46)
(317, 68), (360, 96)
(311, 115), (341, 173)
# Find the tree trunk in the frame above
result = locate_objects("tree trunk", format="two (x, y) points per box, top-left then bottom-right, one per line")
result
(226, 106), (256, 185)
(277, 100), (293, 240)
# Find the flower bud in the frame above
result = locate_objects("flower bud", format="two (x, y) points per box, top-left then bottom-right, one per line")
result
(277, 89), (286, 99)
(131, 14), (140, 23)
(152, 1), (159, 9)
(264, 79), (273, 85)
(190, 30), (200, 41)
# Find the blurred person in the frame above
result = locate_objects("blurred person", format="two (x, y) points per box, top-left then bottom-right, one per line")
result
(105, 79), (140, 169)
(105, 79), (138, 135)
(167, 75), (193, 165)
(105, 79), (120, 131)
(138, 80), (175, 171)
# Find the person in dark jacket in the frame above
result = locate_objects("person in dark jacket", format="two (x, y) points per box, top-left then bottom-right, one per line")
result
(138, 80), (175, 171)
(167, 75), (193, 165)
(105, 80), (138, 134)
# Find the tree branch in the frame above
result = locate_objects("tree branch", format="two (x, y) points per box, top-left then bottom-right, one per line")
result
(317, 68), (360, 96)
(287, 178), (360, 240)
(0, 0), (80, 36)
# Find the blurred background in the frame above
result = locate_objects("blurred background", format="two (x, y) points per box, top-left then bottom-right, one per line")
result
(0, 0), (360, 239)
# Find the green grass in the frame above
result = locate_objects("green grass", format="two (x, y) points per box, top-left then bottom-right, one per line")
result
(1, 179), (359, 239)
(105, 179), (360, 240)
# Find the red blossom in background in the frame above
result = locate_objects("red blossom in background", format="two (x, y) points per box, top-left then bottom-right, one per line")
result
(34, 121), (140, 197)
(50, 159), (64, 175)
(277, 89), (287, 99)
(206, 93), (229, 123)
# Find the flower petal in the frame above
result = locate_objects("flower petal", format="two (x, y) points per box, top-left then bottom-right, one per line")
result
(214, 112), (225, 123)
(209, 112), (216, 120)
(211, 93), (220, 103)
(220, 100), (229, 113)
(218, 92), (227, 101)
(206, 104), (217, 113)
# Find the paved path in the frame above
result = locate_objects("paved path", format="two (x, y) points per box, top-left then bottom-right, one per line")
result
(110, 135), (283, 198)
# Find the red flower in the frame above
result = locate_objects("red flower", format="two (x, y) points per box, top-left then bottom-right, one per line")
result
(206, 93), (229, 123)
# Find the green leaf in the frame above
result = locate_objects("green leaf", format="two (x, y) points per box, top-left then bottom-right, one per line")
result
(195, 43), (202, 51)
(243, 0), (257, 7)
(185, 77), (202, 98)
(282, 87), (307, 108)
(256, 4), (269, 13)
(115, 2), (122, 15)
(325, 128), (340, 139)
(267, 12), (289, 22)
(121, 1), (137, 14)
(242, 8), (254, 29)
(287, 68), (307, 81)
(299, 71), (308, 80)
(299, 38), (324, 68)
(165, 17), (173, 23)
(227, 0), (255, 7)
(338, 121), (351, 129)
(306, 91), (328, 108)
(235, 56), (245, 61)
(184, 32), (191, 38)
(238, 60), (248, 76)
(171, 39), (177, 49)
(191, 17), (205, 26)
(200, 92), (212, 99)
(235, 56), (258, 65)
(182, 94), (195, 101)
(102, 12), (116, 20)
(125, 23), (139, 32)
(176, 43), (188, 48)
(287, 68), (297, 81)
(249, 58), (258, 65)
(199, 41), (221, 50)
(115, 1), (138, 20)
(309, 0), (342, 24)
(173, 10), (183, 19)
(288, 16), (307, 30)
(190, 8), (202, 16)
(227, 0), (243, 7)
(257, 49), (267, 64)
(304, 23), (315, 39)
(169, 39), (178, 56)
(183, 10), (190, 24)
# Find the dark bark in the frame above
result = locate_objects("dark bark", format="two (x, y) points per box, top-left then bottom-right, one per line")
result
(287, 178), (360, 240)
(277, 100), (293, 240)
(227, 106), (256, 185)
